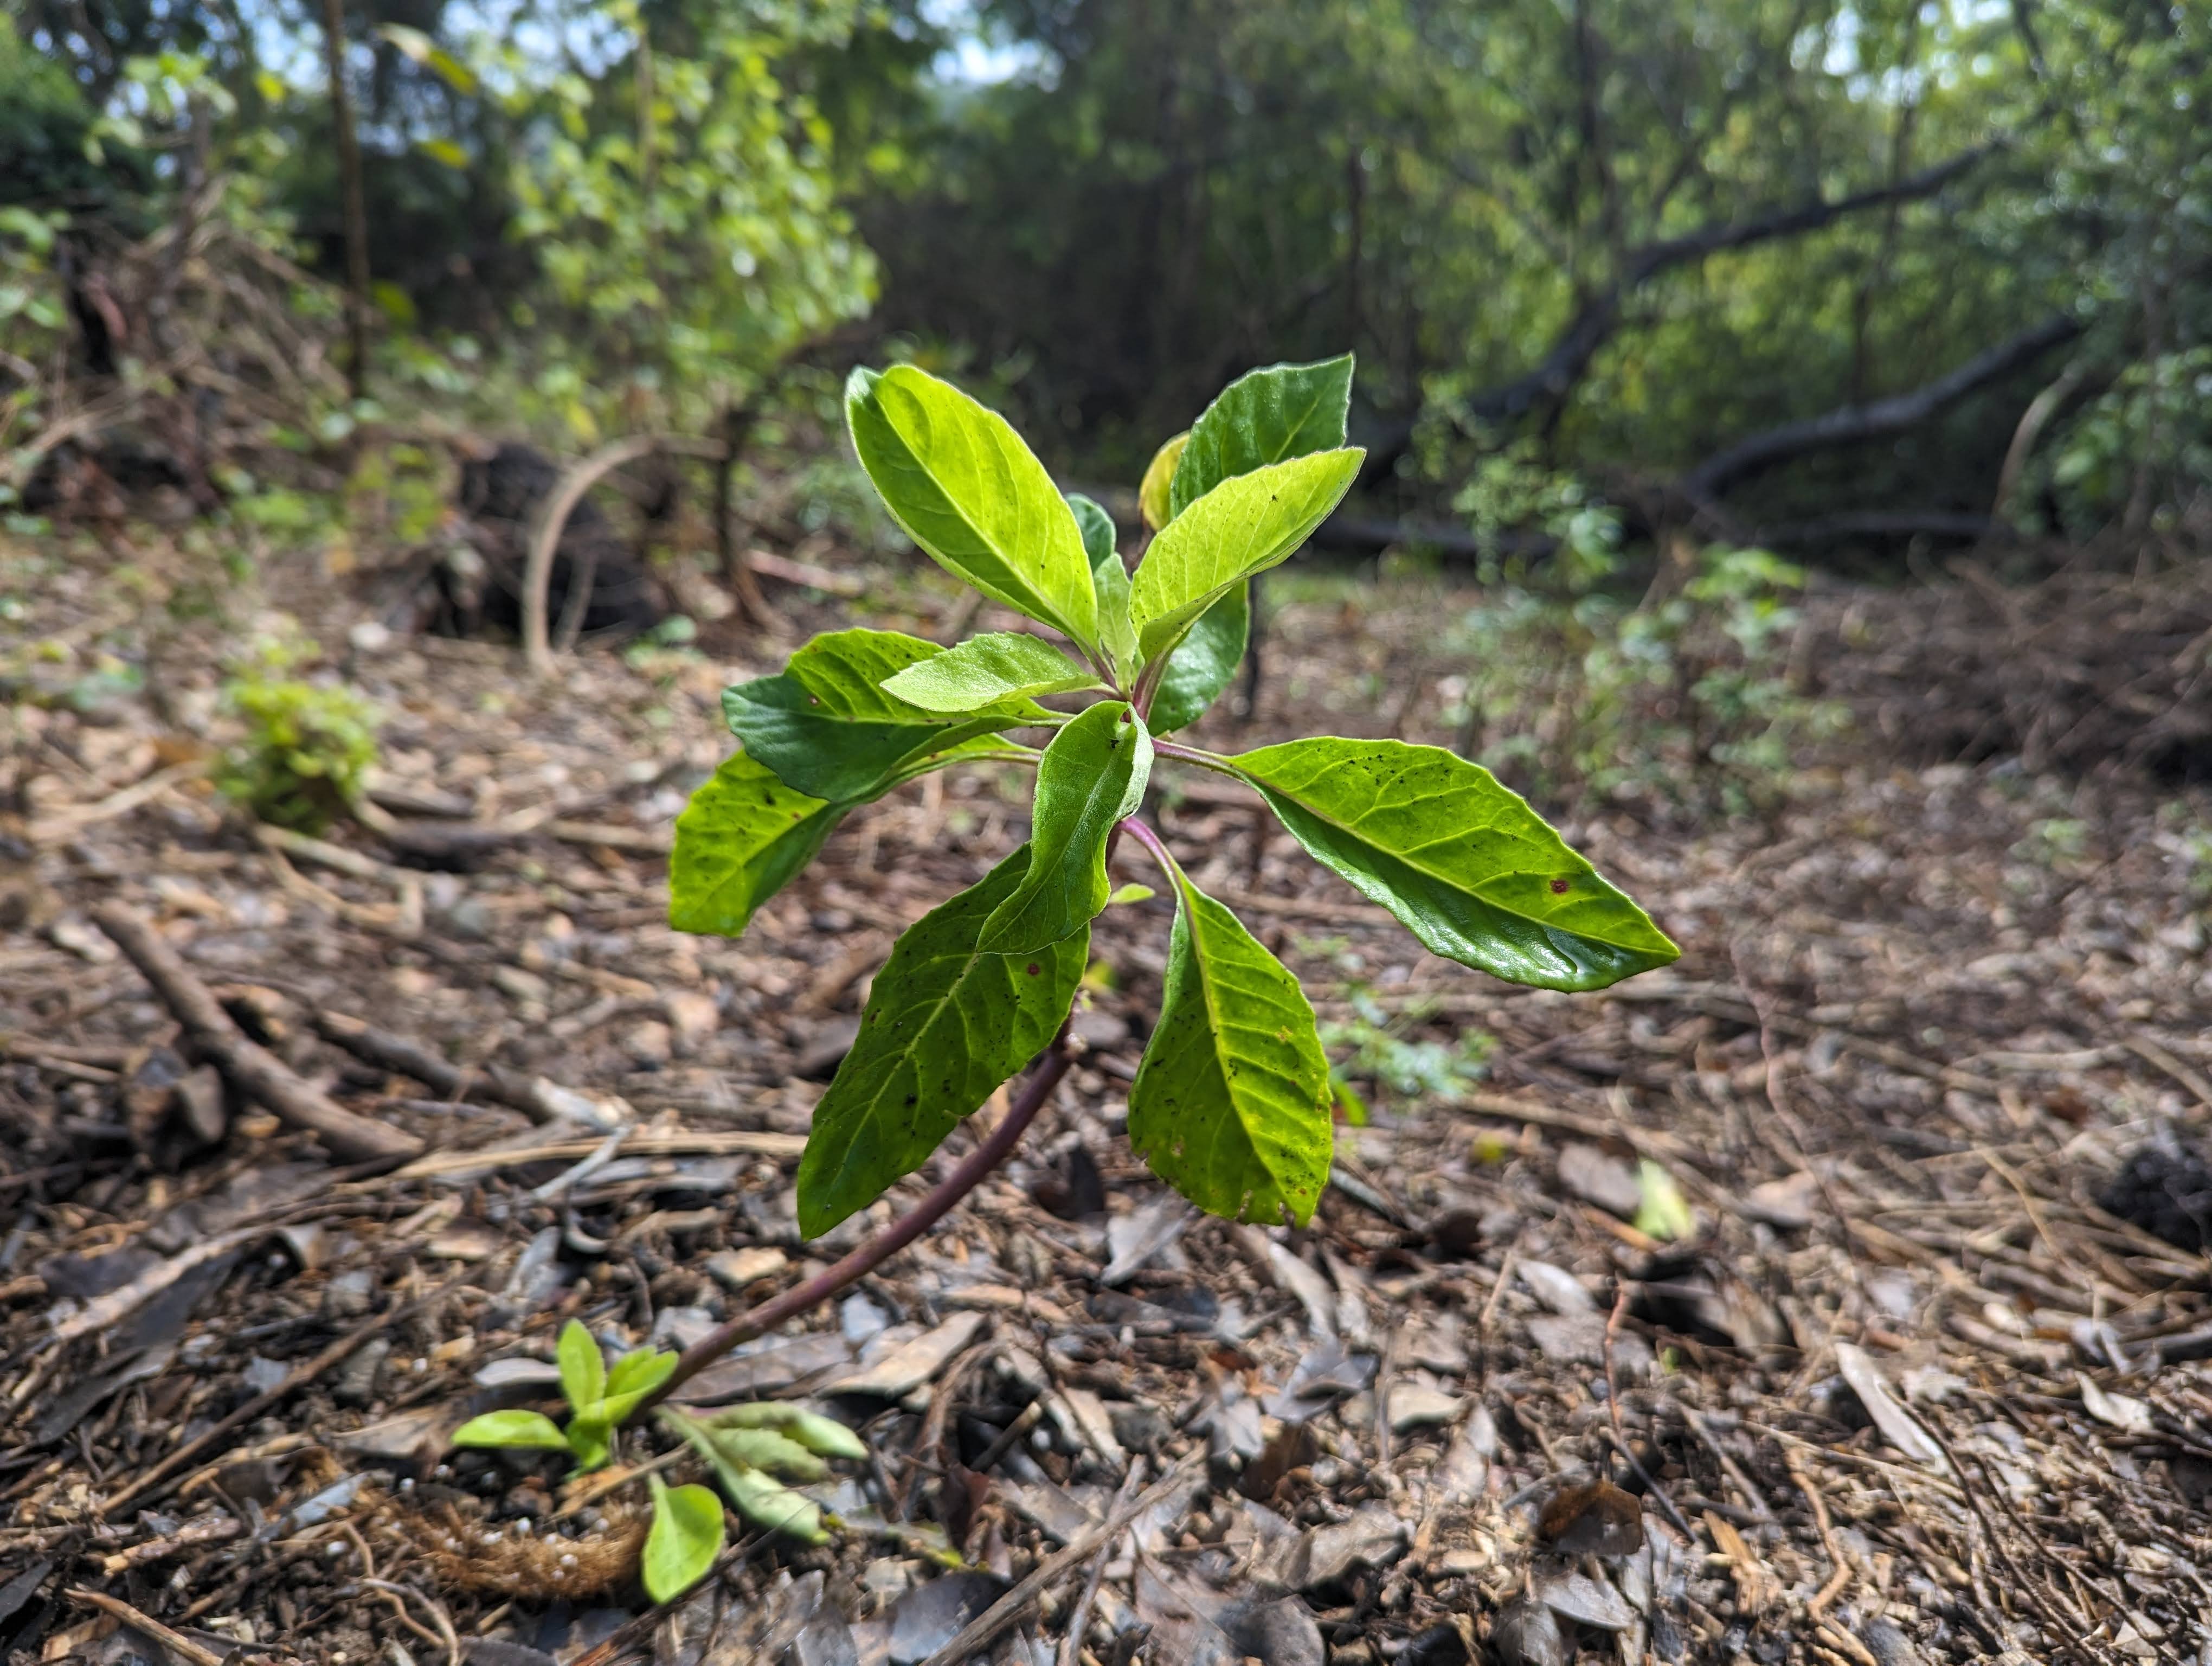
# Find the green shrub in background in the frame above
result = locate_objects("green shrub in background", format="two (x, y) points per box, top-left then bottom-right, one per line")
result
(1442, 544), (1848, 815)
(215, 651), (380, 834)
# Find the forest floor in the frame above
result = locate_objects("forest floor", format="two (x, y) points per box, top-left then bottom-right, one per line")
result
(3, 526), (2211, 1666)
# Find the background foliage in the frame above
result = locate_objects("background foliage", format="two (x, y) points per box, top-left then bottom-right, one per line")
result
(3, 0), (2207, 561)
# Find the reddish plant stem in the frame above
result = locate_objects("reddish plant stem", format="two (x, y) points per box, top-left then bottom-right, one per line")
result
(646, 1041), (1075, 1408)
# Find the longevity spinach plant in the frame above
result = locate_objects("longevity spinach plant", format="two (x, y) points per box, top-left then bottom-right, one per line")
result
(655, 353), (1677, 1391)
(449, 1320), (864, 1601)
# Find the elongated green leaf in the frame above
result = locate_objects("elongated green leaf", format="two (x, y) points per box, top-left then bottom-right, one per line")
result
(696, 1424), (827, 1481)
(668, 751), (845, 939)
(605, 1347), (677, 1404)
(705, 1404), (870, 1461)
(451, 1410), (570, 1451)
(1148, 584), (1249, 734)
(725, 629), (1039, 801)
(846, 366), (1098, 649)
(1169, 355), (1355, 519)
(1127, 865), (1333, 1226)
(661, 1410), (829, 1544)
(557, 1319), (604, 1416)
(1139, 432), (1188, 531)
(1072, 493), (1139, 679)
(798, 845), (1086, 1235)
(979, 701), (1152, 954)
(644, 1476), (726, 1604)
(880, 632), (1099, 713)
(1130, 450), (1361, 664)
(1227, 738), (1680, 991)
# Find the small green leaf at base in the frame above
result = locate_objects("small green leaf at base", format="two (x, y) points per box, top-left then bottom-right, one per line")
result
(644, 1476), (726, 1605)
(978, 701), (1152, 955)
(450, 1409), (570, 1451)
(704, 1404), (870, 1460)
(661, 1409), (832, 1545)
(1128, 867), (1333, 1226)
(557, 1319), (604, 1415)
(1070, 494), (1138, 678)
(668, 751), (846, 940)
(1227, 738), (1680, 991)
(798, 844), (1086, 1236)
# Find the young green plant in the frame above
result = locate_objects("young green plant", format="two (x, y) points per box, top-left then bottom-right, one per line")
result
(448, 1321), (860, 1603)
(658, 351), (1679, 1397)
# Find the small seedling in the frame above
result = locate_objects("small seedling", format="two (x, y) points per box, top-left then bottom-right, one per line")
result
(450, 1319), (678, 1473)
(670, 351), (1677, 1243)
(215, 655), (380, 835)
(449, 1322), (863, 1601)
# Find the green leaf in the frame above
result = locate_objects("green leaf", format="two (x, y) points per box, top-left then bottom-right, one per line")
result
(643, 1476), (726, 1605)
(1108, 882), (1155, 906)
(879, 632), (1099, 713)
(1139, 433), (1188, 531)
(450, 1410), (570, 1451)
(846, 366), (1098, 650)
(661, 1410), (830, 1545)
(557, 1319), (605, 1417)
(1130, 450), (1361, 665)
(1226, 738), (1680, 991)
(724, 629), (1039, 801)
(1169, 355), (1355, 520)
(705, 1404), (870, 1460)
(668, 751), (846, 939)
(696, 1424), (827, 1481)
(1071, 493), (1139, 680)
(979, 701), (1152, 955)
(797, 845), (1086, 1236)
(1635, 1161), (1695, 1242)
(1148, 583), (1249, 734)
(605, 1347), (678, 1404)
(565, 1415), (613, 1472)
(1127, 863), (1333, 1226)
(594, 1348), (678, 1426)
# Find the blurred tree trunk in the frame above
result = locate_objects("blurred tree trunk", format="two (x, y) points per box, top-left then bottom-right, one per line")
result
(317, 0), (372, 400)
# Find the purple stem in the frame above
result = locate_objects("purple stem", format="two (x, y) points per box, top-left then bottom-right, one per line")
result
(645, 1041), (1075, 1408)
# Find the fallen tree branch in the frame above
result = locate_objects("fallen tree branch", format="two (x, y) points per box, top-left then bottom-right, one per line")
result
(1682, 312), (2082, 503)
(89, 901), (421, 1164)
(521, 432), (729, 674)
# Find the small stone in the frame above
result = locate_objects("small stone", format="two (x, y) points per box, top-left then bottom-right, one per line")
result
(243, 1356), (290, 1395)
(1386, 1383), (1462, 1431)
(706, 1246), (789, 1289)
(663, 990), (718, 1047)
(1557, 1143), (1642, 1217)
(1739, 1172), (1818, 1230)
(321, 1268), (375, 1320)
(1527, 1312), (1652, 1375)
(1518, 1261), (1596, 1314)
(1069, 1006), (1129, 1050)
(491, 965), (550, 1005)
(1295, 1503), (1406, 1590)
(622, 1020), (673, 1067)
(333, 1337), (390, 1406)
(1110, 1401), (1174, 1455)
